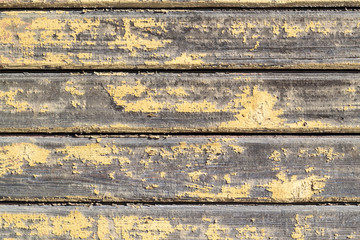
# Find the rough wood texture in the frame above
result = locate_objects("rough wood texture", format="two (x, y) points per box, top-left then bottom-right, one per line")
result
(1, 10), (360, 70)
(1, 135), (360, 203)
(1, 72), (360, 133)
(1, 0), (360, 8)
(0, 204), (360, 239)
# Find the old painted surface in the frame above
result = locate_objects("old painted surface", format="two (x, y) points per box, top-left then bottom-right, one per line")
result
(1, 72), (360, 133)
(1, 10), (360, 69)
(0, 136), (359, 203)
(1, 0), (360, 8)
(0, 205), (359, 239)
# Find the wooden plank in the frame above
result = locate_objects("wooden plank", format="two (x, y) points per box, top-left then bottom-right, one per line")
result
(1, 10), (360, 70)
(1, 135), (360, 203)
(0, 204), (359, 239)
(1, 72), (360, 133)
(2, 0), (360, 8)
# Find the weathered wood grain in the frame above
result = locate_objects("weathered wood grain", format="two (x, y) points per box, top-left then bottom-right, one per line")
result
(0, 204), (359, 239)
(1, 10), (360, 70)
(1, 0), (360, 8)
(1, 135), (360, 203)
(1, 72), (360, 133)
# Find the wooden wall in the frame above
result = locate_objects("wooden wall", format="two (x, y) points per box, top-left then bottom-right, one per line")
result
(1, 0), (360, 239)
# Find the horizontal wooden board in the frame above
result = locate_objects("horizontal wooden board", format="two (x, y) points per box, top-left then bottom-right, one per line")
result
(0, 204), (360, 239)
(1, 72), (360, 133)
(2, 0), (360, 8)
(1, 135), (360, 203)
(1, 10), (360, 70)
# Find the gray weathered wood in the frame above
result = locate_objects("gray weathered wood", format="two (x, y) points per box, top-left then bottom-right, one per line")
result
(0, 72), (360, 133)
(0, 204), (359, 239)
(1, 10), (360, 70)
(0, 136), (359, 203)
(2, 0), (360, 8)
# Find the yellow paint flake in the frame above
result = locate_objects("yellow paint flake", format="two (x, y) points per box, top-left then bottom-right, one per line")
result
(229, 144), (245, 153)
(56, 143), (130, 166)
(39, 104), (49, 113)
(113, 215), (175, 240)
(109, 171), (115, 180)
(145, 184), (159, 190)
(178, 183), (251, 201)
(0, 89), (31, 112)
(51, 210), (94, 239)
(346, 87), (356, 93)
(282, 22), (303, 37)
(224, 174), (231, 183)
(291, 214), (313, 240)
(0, 212), (50, 236)
(249, 41), (259, 51)
(65, 81), (85, 96)
(205, 223), (231, 240)
(305, 167), (314, 173)
(269, 150), (281, 162)
(97, 216), (111, 240)
(305, 21), (330, 35)
(108, 18), (171, 56)
(236, 225), (266, 240)
(220, 85), (284, 129)
(160, 172), (166, 178)
(164, 53), (206, 67)
(264, 171), (329, 202)
(166, 87), (189, 96)
(188, 170), (207, 182)
(0, 143), (50, 177)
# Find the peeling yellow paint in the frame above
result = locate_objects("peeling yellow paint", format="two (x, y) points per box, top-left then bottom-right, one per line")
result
(220, 85), (284, 129)
(178, 183), (251, 201)
(51, 210), (94, 239)
(236, 225), (266, 240)
(164, 53), (206, 67)
(113, 215), (175, 240)
(56, 143), (131, 166)
(65, 81), (85, 96)
(0, 89), (30, 112)
(269, 150), (281, 162)
(0, 143), (50, 177)
(188, 170), (207, 182)
(224, 174), (231, 183)
(264, 171), (329, 202)
(291, 214), (313, 240)
(282, 22), (303, 37)
(346, 87), (356, 93)
(108, 18), (171, 56)
(205, 223), (231, 240)
(229, 144), (244, 153)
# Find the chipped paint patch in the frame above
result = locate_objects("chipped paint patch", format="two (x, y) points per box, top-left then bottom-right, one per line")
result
(113, 215), (175, 240)
(263, 171), (329, 202)
(56, 143), (131, 166)
(0, 143), (50, 177)
(178, 183), (251, 201)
